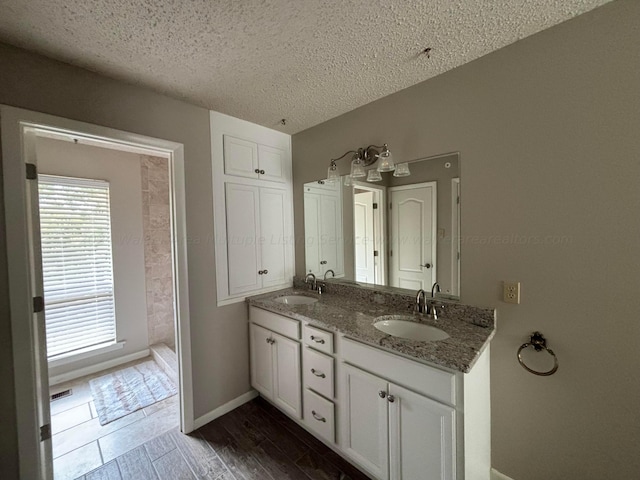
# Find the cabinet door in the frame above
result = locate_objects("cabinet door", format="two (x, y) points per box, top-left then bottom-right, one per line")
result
(226, 183), (262, 295)
(389, 384), (455, 480)
(272, 332), (302, 419)
(303, 192), (321, 276)
(250, 324), (274, 398)
(320, 193), (344, 276)
(258, 144), (287, 183)
(341, 364), (389, 480)
(223, 135), (259, 179)
(259, 187), (288, 288)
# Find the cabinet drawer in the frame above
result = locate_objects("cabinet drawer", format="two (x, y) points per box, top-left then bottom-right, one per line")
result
(303, 348), (334, 399)
(303, 325), (334, 354)
(250, 307), (299, 340)
(342, 337), (456, 406)
(303, 389), (335, 444)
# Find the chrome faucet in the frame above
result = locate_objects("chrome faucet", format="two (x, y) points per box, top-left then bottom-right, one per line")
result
(305, 273), (317, 291)
(323, 269), (335, 281)
(427, 282), (444, 319)
(431, 282), (441, 298)
(415, 289), (427, 314)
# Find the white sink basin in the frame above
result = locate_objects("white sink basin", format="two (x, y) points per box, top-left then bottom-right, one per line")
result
(273, 295), (318, 305)
(374, 315), (449, 342)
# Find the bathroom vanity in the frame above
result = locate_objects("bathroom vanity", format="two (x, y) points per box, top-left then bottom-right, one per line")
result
(247, 281), (494, 480)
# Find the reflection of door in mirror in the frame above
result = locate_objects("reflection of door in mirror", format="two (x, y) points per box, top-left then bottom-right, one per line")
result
(353, 183), (386, 284)
(303, 181), (344, 277)
(389, 182), (437, 290)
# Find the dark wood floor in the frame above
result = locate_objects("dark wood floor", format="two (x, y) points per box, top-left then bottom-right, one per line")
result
(75, 396), (372, 480)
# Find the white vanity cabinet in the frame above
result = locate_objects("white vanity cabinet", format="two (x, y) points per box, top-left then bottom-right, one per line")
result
(339, 337), (490, 480)
(212, 112), (294, 305)
(304, 181), (344, 277)
(249, 308), (302, 419)
(248, 306), (491, 480)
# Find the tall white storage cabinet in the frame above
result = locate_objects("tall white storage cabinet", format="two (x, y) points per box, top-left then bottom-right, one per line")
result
(211, 112), (294, 305)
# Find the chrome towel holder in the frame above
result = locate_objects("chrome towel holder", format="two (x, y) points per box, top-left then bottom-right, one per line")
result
(517, 331), (559, 376)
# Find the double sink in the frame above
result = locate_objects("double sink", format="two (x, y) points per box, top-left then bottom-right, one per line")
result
(273, 295), (449, 342)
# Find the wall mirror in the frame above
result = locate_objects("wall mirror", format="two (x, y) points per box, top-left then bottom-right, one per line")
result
(303, 152), (460, 298)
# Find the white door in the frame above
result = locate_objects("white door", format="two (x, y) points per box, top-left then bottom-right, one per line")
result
(354, 190), (376, 283)
(389, 183), (437, 290)
(250, 324), (274, 398)
(303, 191), (321, 275)
(341, 364), (390, 480)
(223, 135), (259, 179)
(225, 183), (261, 295)
(259, 187), (288, 288)
(389, 383), (455, 480)
(272, 332), (302, 419)
(258, 144), (287, 183)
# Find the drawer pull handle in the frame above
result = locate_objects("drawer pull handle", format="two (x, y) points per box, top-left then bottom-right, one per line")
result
(311, 410), (326, 422)
(311, 368), (326, 378)
(310, 336), (325, 344)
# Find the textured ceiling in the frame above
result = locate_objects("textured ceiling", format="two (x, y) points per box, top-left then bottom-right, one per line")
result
(0, 0), (611, 134)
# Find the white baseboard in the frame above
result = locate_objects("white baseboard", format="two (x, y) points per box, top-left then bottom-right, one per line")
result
(491, 468), (515, 480)
(49, 349), (150, 386)
(193, 390), (259, 429)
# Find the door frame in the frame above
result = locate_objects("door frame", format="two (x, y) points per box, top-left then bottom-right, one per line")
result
(451, 177), (460, 297)
(352, 181), (387, 285)
(388, 181), (438, 289)
(1, 105), (194, 479)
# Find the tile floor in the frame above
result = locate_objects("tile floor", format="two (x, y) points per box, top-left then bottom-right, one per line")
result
(76, 396), (371, 480)
(51, 357), (180, 480)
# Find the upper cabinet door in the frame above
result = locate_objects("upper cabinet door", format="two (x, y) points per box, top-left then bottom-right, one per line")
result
(258, 144), (287, 183)
(388, 383), (455, 480)
(259, 187), (288, 288)
(223, 135), (259, 179)
(225, 183), (262, 295)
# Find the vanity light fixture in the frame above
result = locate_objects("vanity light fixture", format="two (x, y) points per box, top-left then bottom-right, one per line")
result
(327, 143), (405, 183)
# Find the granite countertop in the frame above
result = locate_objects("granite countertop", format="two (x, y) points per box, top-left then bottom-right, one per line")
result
(247, 287), (495, 373)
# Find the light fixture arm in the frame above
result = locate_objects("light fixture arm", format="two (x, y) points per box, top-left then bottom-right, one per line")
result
(330, 144), (388, 168)
(330, 150), (359, 164)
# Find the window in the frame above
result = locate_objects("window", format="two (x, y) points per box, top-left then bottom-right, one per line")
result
(38, 175), (117, 359)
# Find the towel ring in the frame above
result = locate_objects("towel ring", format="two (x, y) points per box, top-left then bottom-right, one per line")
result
(517, 331), (558, 376)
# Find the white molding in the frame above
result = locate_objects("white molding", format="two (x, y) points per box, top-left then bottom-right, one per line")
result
(49, 349), (149, 386)
(491, 468), (515, 480)
(193, 390), (259, 430)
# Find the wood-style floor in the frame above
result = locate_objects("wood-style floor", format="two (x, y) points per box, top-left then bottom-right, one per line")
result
(75, 396), (372, 480)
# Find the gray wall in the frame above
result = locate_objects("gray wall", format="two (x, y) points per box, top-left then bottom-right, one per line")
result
(293, 1), (640, 479)
(0, 43), (250, 477)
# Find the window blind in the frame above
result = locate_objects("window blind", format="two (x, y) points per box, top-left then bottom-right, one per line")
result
(38, 175), (117, 359)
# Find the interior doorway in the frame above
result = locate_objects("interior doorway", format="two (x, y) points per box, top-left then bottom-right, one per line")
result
(352, 182), (386, 285)
(1, 106), (193, 480)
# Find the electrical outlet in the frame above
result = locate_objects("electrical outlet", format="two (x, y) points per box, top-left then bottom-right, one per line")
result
(503, 281), (520, 304)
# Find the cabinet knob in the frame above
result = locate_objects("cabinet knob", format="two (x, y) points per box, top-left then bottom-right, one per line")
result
(260, 169), (265, 175)
(258, 270), (264, 275)
(320, 260), (327, 265)
(311, 410), (326, 422)
(387, 395), (395, 403)
(378, 391), (387, 399)
(254, 168), (260, 174)
(263, 269), (268, 275)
